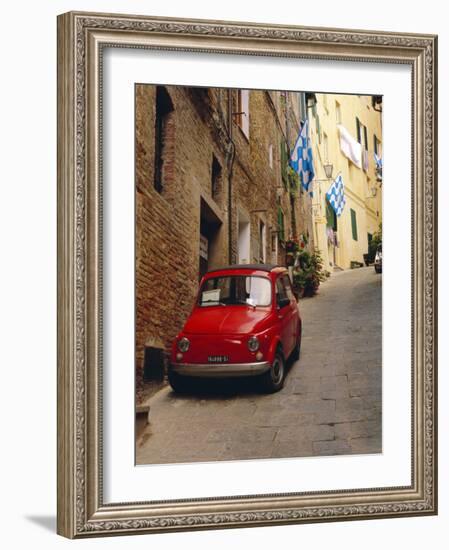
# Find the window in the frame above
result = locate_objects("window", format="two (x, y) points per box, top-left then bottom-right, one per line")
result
(199, 276), (271, 307)
(298, 93), (307, 122)
(356, 117), (368, 150)
(326, 199), (337, 231)
(276, 278), (289, 307)
(350, 208), (358, 241)
(356, 117), (369, 171)
(356, 117), (362, 144)
(154, 86), (174, 193)
(323, 132), (329, 161)
(374, 134), (381, 155)
(211, 154), (222, 199)
(336, 101), (342, 124)
(315, 114), (322, 143)
(282, 275), (295, 301)
(237, 89), (250, 138)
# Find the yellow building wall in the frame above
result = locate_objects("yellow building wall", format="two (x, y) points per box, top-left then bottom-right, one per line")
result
(309, 93), (382, 271)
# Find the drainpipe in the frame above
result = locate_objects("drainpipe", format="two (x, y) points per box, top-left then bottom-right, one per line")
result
(227, 90), (236, 264)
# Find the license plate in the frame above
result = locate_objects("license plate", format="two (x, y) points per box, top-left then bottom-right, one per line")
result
(207, 355), (229, 363)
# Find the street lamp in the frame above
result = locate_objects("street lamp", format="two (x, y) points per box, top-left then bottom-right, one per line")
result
(323, 162), (333, 180)
(305, 92), (317, 109)
(311, 161), (334, 214)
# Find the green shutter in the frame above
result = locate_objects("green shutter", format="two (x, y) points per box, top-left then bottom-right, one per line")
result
(350, 208), (358, 241)
(281, 141), (288, 188)
(326, 200), (337, 231)
(278, 206), (285, 242)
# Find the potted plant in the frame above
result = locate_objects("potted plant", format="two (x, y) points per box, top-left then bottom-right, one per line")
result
(292, 249), (329, 298)
(366, 223), (382, 265)
(285, 238), (299, 253)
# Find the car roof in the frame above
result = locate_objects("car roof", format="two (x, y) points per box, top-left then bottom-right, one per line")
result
(205, 263), (286, 275)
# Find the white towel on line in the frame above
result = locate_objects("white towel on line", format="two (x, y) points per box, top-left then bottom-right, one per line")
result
(338, 124), (362, 168)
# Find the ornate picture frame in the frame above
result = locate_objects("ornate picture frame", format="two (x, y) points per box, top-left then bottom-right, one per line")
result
(57, 11), (437, 538)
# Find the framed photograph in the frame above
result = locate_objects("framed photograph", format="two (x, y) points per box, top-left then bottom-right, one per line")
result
(57, 11), (437, 538)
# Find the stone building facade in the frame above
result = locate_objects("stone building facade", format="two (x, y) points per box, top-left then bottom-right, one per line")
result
(308, 93), (383, 271)
(135, 84), (314, 390)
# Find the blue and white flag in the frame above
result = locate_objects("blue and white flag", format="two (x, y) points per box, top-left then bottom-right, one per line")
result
(326, 174), (346, 217)
(290, 120), (315, 194)
(374, 152), (383, 170)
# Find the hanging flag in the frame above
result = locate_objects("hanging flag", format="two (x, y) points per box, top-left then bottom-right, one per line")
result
(326, 174), (346, 217)
(289, 120), (315, 194)
(374, 152), (383, 170)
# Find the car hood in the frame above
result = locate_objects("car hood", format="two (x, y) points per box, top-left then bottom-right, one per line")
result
(183, 306), (272, 335)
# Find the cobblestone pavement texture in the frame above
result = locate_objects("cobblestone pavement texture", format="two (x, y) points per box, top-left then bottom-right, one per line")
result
(136, 267), (382, 464)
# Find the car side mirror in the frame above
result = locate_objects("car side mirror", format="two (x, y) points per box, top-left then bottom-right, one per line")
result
(277, 297), (290, 309)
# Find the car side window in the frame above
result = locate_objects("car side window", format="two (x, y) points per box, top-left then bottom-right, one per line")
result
(276, 278), (289, 308)
(282, 275), (295, 302)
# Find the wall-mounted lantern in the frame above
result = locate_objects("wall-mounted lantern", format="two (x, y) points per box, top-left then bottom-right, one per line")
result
(323, 162), (334, 180)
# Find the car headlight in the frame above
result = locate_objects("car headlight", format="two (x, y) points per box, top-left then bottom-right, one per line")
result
(177, 337), (190, 352)
(247, 336), (260, 352)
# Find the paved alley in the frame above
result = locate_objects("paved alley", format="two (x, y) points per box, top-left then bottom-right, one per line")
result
(136, 267), (382, 464)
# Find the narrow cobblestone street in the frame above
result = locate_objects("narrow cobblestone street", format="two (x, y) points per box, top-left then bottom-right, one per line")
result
(136, 267), (381, 464)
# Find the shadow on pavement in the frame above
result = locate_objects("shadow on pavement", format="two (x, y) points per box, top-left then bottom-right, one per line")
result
(166, 355), (297, 400)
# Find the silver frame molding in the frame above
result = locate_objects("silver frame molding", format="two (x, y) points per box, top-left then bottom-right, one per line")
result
(57, 11), (438, 538)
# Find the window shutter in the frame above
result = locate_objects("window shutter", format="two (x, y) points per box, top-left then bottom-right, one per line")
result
(350, 208), (358, 241)
(316, 114), (321, 143)
(281, 141), (288, 188)
(326, 200), (337, 231)
(356, 117), (362, 144)
(278, 207), (285, 242)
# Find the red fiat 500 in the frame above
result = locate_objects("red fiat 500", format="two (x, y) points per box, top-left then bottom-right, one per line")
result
(168, 264), (302, 393)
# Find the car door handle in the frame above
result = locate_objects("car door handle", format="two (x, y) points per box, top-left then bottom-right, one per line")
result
(278, 314), (284, 320)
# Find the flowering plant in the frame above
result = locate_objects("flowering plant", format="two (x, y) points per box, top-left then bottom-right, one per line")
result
(292, 249), (329, 297)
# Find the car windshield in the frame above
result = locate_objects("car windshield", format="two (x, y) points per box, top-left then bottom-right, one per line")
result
(199, 275), (272, 307)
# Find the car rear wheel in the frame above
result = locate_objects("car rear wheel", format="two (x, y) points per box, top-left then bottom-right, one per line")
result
(260, 350), (285, 393)
(168, 369), (191, 393)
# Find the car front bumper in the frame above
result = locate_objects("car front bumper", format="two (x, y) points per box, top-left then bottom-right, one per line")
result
(170, 361), (271, 378)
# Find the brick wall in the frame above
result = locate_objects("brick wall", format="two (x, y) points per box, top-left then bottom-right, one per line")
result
(135, 85), (314, 394)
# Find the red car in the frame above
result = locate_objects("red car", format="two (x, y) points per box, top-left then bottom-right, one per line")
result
(168, 264), (302, 393)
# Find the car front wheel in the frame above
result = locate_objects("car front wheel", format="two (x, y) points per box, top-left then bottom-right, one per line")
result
(260, 350), (285, 393)
(168, 369), (191, 393)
